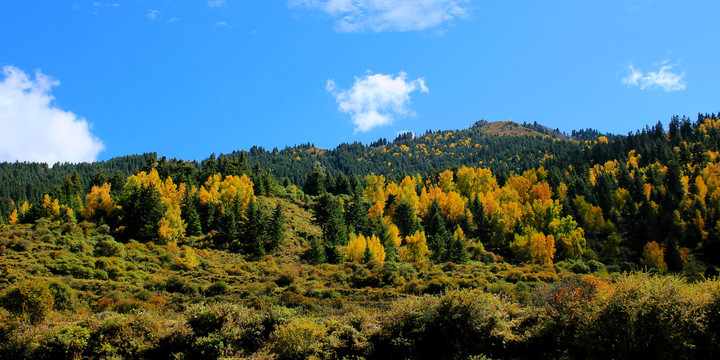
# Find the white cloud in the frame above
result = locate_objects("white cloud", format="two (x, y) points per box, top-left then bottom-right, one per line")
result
(327, 71), (429, 133)
(216, 21), (230, 27)
(622, 61), (686, 92)
(147, 9), (158, 20)
(0, 66), (104, 164)
(289, 0), (469, 33)
(208, 0), (226, 8)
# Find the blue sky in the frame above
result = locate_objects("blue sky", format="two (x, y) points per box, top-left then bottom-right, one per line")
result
(1, 0), (719, 164)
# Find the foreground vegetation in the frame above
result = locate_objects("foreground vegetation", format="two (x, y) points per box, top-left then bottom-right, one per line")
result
(1, 220), (720, 359)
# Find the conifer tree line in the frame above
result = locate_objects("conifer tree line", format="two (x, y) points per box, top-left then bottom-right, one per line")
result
(3, 112), (720, 272)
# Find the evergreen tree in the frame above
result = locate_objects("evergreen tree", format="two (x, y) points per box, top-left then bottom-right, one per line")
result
(305, 236), (326, 265)
(90, 169), (107, 189)
(243, 198), (266, 257)
(109, 170), (126, 196)
(448, 236), (469, 264)
(469, 197), (491, 242)
(313, 194), (348, 246)
(362, 244), (374, 263)
(182, 193), (203, 237)
(345, 192), (370, 236)
(267, 202), (286, 251)
(218, 211), (238, 248)
(393, 201), (419, 239)
(303, 169), (325, 196)
(118, 184), (166, 243)
(423, 201), (449, 263)
(325, 244), (342, 264)
(334, 173), (353, 195)
(375, 219), (396, 263)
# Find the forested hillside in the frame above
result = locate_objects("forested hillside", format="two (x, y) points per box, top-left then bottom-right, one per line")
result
(2, 113), (720, 359)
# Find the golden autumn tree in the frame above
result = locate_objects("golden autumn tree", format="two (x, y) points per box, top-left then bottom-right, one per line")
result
(364, 174), (386, 204)
(511, 227), (556, 265)
(642, 241), (668, 271)
(8, 209), (19, 225)
(82, 183), (118, 222)
(346, 233), (386, 263)
(400, 230), (430, 263)
(418, 185), (466, 222)
(437, 169), (456, 193)
(42, 194), (61, 220)
(198, 173), (254, 214)
(456, 166), (497, 199)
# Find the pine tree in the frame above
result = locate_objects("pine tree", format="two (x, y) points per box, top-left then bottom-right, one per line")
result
(314, 194), (348, 246)
(267, 202), (285, 251)
(305, 236), (326, 265)
(325, 244), (342, 264)
(118, 184), (166, 243)
(375, 219), (396, 262)
(182, 193), (203, 237)
(346, 192), (370, 236)
(362, 244), (374, 263)
(469, 197), (492, 242)
(218, 211), (238, 248)
(448, 237), (469, 264)
(393, 201), (419, 239)
(424, 201), (449, 263)
(90, 169), (107, 189)
(243, 198), (266, 257)
(303, 169), (326, 196)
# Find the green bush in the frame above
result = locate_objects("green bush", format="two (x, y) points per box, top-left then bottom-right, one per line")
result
(39, 325), (90, 360)
(93, 237), (125, 258)
(47, 281), (76, 311)
(576, 274), (707, 360)
(205, 281), (230, 296)
(0, 280), (54, 324)
(270, 317), (331, 360)
(89, 312), (162, 358)
(163, 275), (199, 295)
(186, 303), (271, 355)
(374, 289), (525, 359)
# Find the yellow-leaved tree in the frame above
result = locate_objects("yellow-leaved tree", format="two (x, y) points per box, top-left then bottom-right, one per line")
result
(198, 173), (254, 214)
(456, 166), (497, 199)
(400, 231), (430, 263)
(42, 194), (61, 220)
(82, 183), (118, 222)
(346, 233), (386, 263)
(511, 227), (556, 265)
(642, 241), (668, 271)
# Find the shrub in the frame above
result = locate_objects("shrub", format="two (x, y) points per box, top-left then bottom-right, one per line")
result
(47, 281), (76, 311)
(163, 275), (199, 295)
(39, 325), (91, 360)
(0, 280), (54, 324)
(186, 303), (271, 355)
(576, 273), (708, 360)
(205, 281), (230, 296)
(374, 290), (524, 359)
(89, 312), (162, 358)
(270, 317), (331, 360)
(587, 260), (605, 272)
(93, 237), (125, 258)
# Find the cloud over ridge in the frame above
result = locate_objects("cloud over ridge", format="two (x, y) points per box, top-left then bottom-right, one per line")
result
(327, 71), (429, 133)
(0, 66), (104, 164)
(622, 61), (686, 92)
(289, 0), (469, 32)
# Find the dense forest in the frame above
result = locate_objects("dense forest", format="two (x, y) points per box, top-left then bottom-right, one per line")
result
(1, 113), (720, 359)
